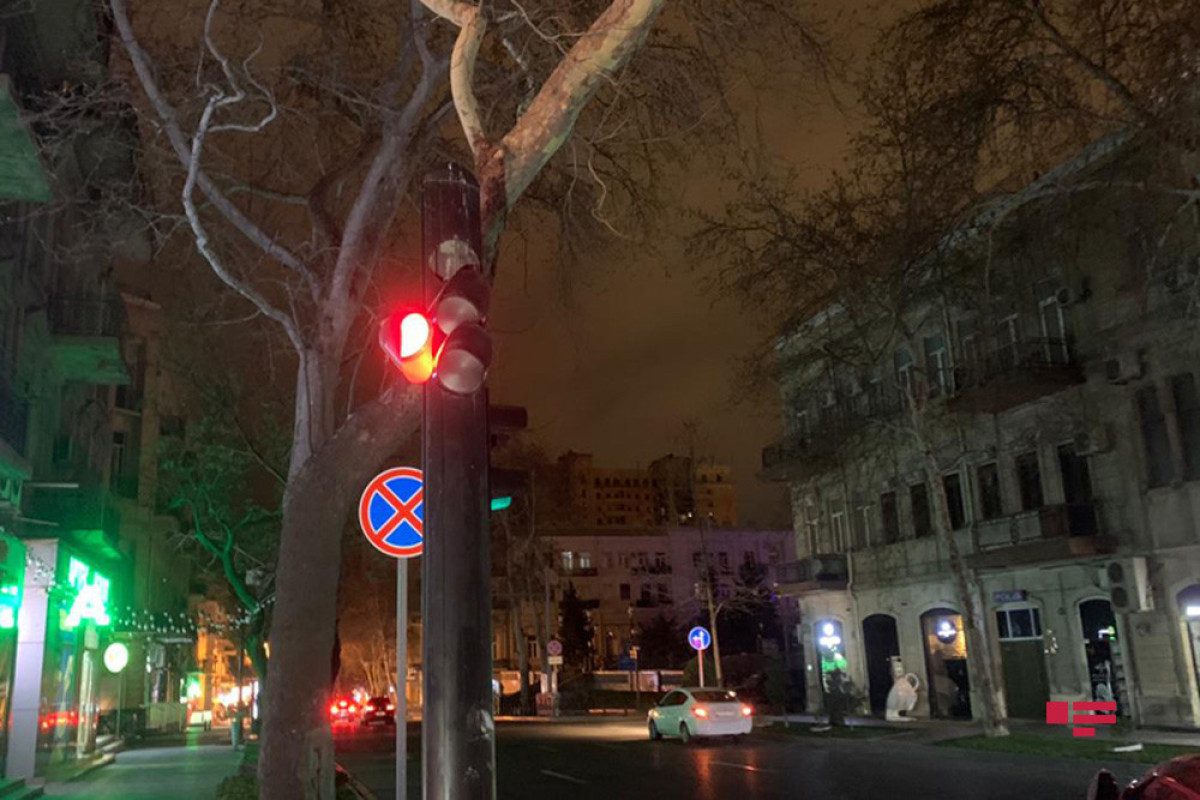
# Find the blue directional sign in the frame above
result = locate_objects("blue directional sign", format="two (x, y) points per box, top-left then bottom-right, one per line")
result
(358, 467), (424, 559)
(687, 626), (711, 652)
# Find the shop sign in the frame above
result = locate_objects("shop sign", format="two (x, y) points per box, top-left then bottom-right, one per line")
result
(993, 589), (1027, 604)
(62, 557), (111, 630)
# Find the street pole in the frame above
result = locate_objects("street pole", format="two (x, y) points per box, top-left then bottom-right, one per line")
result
(421, 163), (495, 800)
(698, 650), (705, 688)
(235, 623), (245, 748)
(396, 558), (408, 800)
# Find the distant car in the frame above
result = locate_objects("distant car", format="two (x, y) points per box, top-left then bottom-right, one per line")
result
(648, 687), (753, 743)
(329, 697), (359, 725)
(360, 696), (396, 727)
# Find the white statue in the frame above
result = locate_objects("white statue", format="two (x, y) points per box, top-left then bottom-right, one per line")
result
(885, 673), (920, 722)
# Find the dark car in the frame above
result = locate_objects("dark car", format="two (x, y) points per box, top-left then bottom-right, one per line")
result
(361, 696), (396, 727)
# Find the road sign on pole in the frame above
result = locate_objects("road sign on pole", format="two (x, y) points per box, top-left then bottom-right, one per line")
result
(358, 467), (424, 800)
(688, 626), (711, 688)
(546, 640), (563, 658)
(359, 467), (425, 558)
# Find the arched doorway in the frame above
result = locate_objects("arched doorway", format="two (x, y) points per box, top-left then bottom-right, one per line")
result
(862, 614), (900, 714)
(1079, 599), (1121, 710)
(921, 608), (971, 719)
(1177, 585), (1200, 713)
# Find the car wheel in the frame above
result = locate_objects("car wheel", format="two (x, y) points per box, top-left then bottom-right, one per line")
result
(679, 722), (692, 745)
(649, 720), (662, 741)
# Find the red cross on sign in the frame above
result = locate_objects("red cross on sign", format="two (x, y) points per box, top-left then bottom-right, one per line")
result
(358, 467), (425, 559)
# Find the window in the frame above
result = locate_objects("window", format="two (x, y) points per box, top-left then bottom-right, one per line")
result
(1136, 385), (1172, 488)
(853, 502), (872, 549)
(895, 349), (914, 395)
(579, 552), (592, 570)
(996, 315), (1020, 368)
(830, 509), (848, 551)
(561, 551), (575, 571)
(977, 463), (1002, 520)
(1171, 374), (1200, 481)
(881, 491), (900, 544)
(1039, 293), (1070, 363)
(1057, 443), (1093, 506)
(657, 583), (670, 602)
(1016, 452), (1044, 510)
(943, 473), (966, 530)
(619, 584), (630, 601)
(692, 552), (703, 569)
(924, 333), (949, 396)
(640, 584), (651, 602)
(654, 552), (666, 569)
(996, 607), (1043, 641)
(743, 550), (756, 566)
(718, 552), (730, 571)
(958, 319), (980, 383)
(910, 483), (932, 538)
(110, 431), (127, 479)
(527, 637), (539, 659)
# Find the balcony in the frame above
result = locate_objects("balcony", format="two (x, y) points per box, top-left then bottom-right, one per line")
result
(0, 370), (29, 463)
(20, 484), (123, 561)
(561, 566), (598, 578)
(47, 292), (129, 384)
(631, 564), (672, 576)
(771, 554), (849, 595)
(971, 502), (1114, 569)
(950, 338), (1083, 414)
(762, 393), (904, 481)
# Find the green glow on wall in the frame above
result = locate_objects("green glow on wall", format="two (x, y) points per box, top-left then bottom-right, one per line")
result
(0, 584), (18, 630)
(62, 557), (111, 630)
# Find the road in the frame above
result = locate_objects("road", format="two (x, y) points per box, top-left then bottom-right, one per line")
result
(335, 718), (1148, 799)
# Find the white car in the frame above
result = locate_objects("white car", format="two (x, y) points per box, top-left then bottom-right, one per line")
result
(648, 687), (754, 743)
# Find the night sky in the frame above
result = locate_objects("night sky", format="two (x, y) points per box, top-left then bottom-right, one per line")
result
(487, 2), (902, 529)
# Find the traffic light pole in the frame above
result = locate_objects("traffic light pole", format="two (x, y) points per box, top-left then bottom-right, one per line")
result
(421, 164), (496, 800)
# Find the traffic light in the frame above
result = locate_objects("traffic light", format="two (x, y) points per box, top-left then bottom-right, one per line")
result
(378, 259), (493, 394)
(379, 310), (435, 384)
(488, 405), (529, 513)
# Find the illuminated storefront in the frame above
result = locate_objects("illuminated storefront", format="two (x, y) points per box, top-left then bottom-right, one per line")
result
(0, 532), (26, 777)
(816, 619), (848, 689)
(6, 541), (116, 780)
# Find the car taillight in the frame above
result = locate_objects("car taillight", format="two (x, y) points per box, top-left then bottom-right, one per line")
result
(348, 705), (357, 713)
(741, 705), (753, 717)
(386, 704), (395, 712)
(329, 704), (338, 715)
(691, 706), (709, 719)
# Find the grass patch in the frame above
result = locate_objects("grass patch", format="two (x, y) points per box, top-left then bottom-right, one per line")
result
(756, 722), (906, 740)
(936, 733), (1199, 765)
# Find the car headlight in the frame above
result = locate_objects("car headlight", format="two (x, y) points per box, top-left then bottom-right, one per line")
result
(649, 709), (658, 719)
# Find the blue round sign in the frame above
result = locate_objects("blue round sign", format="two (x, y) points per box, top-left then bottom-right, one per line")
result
(358, 467), (424, 558)
(687, 626), (711, 652)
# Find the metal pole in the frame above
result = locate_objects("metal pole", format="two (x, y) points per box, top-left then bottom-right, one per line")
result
(397, 559), (408, 800)
(698, 650), (705, 688)
(235, 623), (245, 748)
(421, 164), (495, 800)
(116, 671), (124, 741)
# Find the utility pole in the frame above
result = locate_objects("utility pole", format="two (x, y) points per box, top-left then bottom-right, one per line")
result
(687, 429), (723, 688)
(421, 163), (496, 800)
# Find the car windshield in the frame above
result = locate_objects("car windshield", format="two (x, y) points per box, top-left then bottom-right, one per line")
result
(368, 697), (389, 707)
(691, 690), (737, 703)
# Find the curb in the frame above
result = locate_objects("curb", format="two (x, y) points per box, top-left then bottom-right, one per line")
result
(336, 764), (377, 800)
(65, 754), (115, 783)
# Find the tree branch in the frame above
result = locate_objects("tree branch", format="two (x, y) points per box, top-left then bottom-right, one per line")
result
(420, 0), (489, 156)
(110, 0), (317, 295)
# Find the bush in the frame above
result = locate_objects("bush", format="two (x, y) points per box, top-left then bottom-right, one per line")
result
(822, 669), (866, 726)
(216, 774), (258, 800)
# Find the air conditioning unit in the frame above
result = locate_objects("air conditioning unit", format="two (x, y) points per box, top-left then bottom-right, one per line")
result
(1105, 558), (1154, 613)
(1075, 424), (1114, 456)
(1105, 352), (1146, 385)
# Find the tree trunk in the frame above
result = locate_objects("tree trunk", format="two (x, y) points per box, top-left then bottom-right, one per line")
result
(921, 446), (1009, 737)
(259, 378), (418, 800)
(515, 605), (532, 715)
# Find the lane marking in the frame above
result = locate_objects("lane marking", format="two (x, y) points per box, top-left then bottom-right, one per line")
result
(541, 769), (587, 785)
(711, 760), (775, 774)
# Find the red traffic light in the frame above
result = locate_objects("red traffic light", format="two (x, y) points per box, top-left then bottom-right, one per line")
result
(379, 311), (434, 384)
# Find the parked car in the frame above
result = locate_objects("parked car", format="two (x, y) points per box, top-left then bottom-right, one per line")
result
(361, 696), (396, 727)
(648, 687), (753, 743)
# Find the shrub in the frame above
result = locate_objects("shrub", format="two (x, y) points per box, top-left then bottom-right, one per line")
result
(215, 774), (258, 800)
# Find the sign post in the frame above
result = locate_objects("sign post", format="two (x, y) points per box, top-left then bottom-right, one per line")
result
(359, 466), (425, 800)
(546, 640), (564, 718)
(103, 642), (128, 742)
(687, 626), (711, 687)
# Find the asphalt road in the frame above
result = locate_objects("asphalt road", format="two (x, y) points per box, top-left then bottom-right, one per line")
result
(335, 719), (1148, 800)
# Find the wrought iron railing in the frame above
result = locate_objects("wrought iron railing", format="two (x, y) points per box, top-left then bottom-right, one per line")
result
(47, 291), (124, 337)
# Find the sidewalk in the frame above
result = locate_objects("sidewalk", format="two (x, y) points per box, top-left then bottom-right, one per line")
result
(763, 712), (1200, 748)
(41, 744), (240, 800)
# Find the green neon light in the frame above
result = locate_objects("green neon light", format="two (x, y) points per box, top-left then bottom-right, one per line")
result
(0, 584), (18, 630)
(490, 496), (513, 512)
(62, 557), (111, 630)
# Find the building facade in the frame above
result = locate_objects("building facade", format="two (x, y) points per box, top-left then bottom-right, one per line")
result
(765, 137), (1200, 728)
